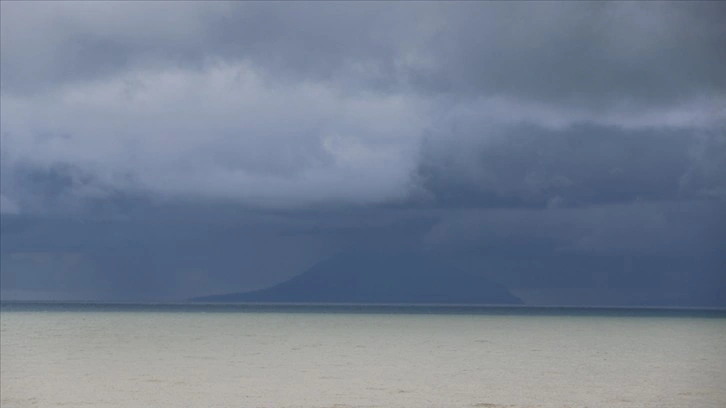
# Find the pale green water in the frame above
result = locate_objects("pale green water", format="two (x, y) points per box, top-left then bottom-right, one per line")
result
(2, 304), (725, 408)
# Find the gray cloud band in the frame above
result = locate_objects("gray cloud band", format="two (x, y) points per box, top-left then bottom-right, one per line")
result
(1, 2), (724, 215)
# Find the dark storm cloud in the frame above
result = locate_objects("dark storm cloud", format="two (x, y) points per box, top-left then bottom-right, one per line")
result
(416, 122), (725, 209)
(1, 2), (724, 304)
(0, 2), (421, 95)
(420, 200), (726, 306)
(0, 205), (438, 301)
(414, 2), (726, 107)
(2, 1), (724, 212)
(422, 200), (726, 256)
(4, 3), (725, 105)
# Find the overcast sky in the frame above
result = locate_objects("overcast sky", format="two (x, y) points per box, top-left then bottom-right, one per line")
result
(1, 1), (724, 305)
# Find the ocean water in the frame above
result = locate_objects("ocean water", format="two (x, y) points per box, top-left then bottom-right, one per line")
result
(1, 304), (725, 408)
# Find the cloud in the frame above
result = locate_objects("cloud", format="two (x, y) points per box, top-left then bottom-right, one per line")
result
(0, 2), (724, 305)
(2, 2), (724, 214)
(4, 2), (725, 108)
(0, 210), (340, 300)
(413, 2), (726, 109)
(1, 63), (429, 212)
(0, 2), (424, 95)
(416, 120), (726, 209)
(0, 195), (20, 214)
(421, 200), (726, 256)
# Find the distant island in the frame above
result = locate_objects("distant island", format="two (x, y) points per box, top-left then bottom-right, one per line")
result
(192, 250), (523, 305)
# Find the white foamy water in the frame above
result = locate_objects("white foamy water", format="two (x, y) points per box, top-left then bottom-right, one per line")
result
(2, 307), (725, 408)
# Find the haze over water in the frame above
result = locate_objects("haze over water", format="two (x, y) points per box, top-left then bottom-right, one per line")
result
(2, 304), (725, 408)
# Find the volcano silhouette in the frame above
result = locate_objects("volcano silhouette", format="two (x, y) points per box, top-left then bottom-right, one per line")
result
(193, 250), (522, 305)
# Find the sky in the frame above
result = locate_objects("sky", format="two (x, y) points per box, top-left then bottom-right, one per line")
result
(1, 1), (724, 305)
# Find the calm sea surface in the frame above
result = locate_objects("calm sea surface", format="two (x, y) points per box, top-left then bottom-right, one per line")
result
(2, 303), (725, 408)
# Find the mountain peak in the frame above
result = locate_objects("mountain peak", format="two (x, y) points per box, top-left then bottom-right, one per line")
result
(193, 250), (522, 305)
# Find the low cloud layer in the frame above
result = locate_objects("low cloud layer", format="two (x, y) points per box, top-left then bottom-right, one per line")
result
(1, 2), (724, 304)
(2, 2), (724, 213)
(2, 63), (427, 210)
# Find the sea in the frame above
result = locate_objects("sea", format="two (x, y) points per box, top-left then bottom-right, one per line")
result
(1, 303), (725, 408)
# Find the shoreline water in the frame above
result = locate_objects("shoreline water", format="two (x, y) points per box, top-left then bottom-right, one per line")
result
(3, 303), (726, 408)
(2, 300), (725, 317)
